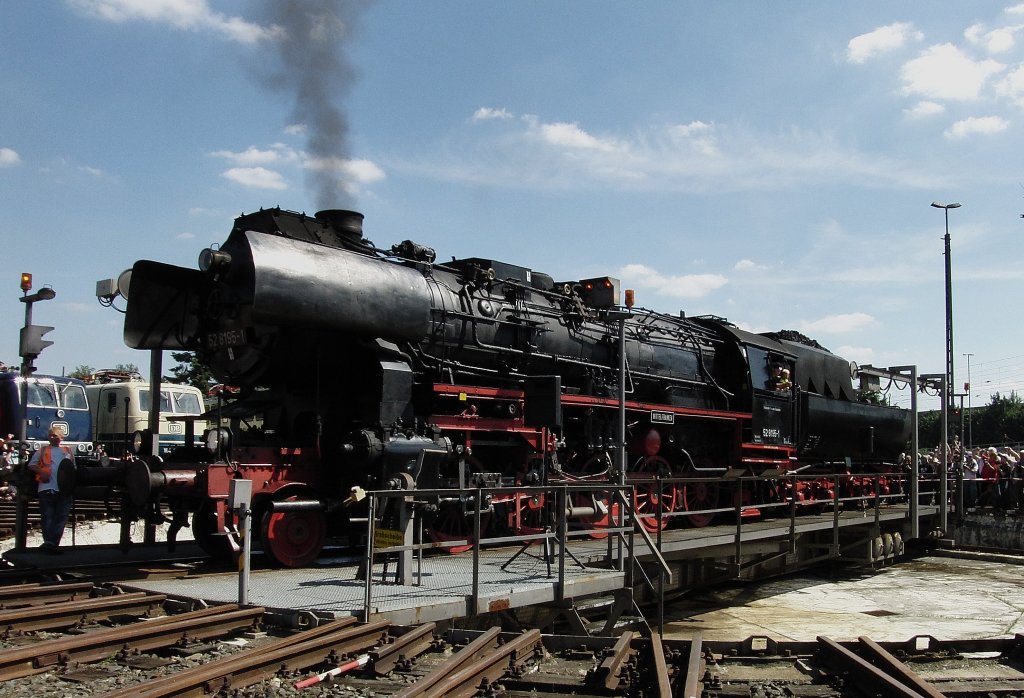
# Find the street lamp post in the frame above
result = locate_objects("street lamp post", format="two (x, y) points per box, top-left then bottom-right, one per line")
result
(932, 201), (961, 420)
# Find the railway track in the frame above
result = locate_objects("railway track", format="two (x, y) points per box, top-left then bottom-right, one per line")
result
(0, 578), (1023, 697)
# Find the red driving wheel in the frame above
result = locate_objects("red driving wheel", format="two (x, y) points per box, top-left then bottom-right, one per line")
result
(629, 455), (679, 532)
(261, 495), (327, 568)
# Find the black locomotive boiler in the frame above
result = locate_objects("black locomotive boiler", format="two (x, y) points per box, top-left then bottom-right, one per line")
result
(119, 207), (911, 566)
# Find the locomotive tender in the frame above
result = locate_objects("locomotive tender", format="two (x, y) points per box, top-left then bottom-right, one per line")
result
(120, 207), (911, 566)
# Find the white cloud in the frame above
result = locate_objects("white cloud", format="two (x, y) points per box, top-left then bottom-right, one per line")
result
(798, 312), (875, 335)
(472, 107), (513, 122)
(176, 232), (196, 240)
(0, 148), (22, 167)
(618, 263), (728, 299)
(995, 64), (1024, 105)
(341, 159), (386, 184)
(668, 121), (719, 157)
(68, 0), (282, 44)
(834, 345), (875, 365)
(944, 115), (1009, 139)
(221, 166), (288, 190)
(210, 144), (384, 193)
(398, 114), (944, 194)
(900, 44), (1005, 101)
(847, 22), (923, 64)
(304, 156), (385, 183)
(965, 22), (1022, 54)
(734, 259), (769, 272)
(209, 144), (299, 166)
(536, 121), (619, 152)
(284, 124), (306, 136)
(903, 101), (945, 119)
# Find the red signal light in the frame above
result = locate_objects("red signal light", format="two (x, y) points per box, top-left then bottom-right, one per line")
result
(20, 272), (32, 292)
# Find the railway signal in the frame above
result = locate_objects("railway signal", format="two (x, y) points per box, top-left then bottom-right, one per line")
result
(14, 272), (57, 551)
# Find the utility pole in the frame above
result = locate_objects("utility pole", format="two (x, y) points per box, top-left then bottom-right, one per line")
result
(963, 352), (973, 448)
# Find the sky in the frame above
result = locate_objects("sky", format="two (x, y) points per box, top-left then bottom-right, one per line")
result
(3, 1), (1024, 413)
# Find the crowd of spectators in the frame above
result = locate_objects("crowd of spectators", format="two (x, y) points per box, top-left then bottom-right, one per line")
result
(910, 438), (1024, 510)
(0, 435), (14, 501)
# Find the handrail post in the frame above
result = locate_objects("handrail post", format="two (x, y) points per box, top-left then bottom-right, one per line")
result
(657, 477), (665, 633)
(832, 474), (840, 558)
(472, 487), (482, 614)
(873, 474), (882, 530)
(734, 478), (743, 576)
(789, 475), (797, 555)
(363, 492), (377, 621)
(557, 485), (566, 596)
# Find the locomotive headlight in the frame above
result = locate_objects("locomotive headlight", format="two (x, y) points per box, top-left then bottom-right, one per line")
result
(198, 247), (232, 273)
(205, 427), (232, 457)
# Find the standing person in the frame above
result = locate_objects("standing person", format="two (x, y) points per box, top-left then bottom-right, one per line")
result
(962, 449), (979, 509)
(26, 427), (74, 554)
(979, 447), (1002, 507)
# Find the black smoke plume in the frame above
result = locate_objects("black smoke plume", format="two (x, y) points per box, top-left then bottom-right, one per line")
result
(253, 0), (367, 210)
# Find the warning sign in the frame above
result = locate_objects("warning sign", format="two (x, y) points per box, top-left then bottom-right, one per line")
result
(374, 528), (404, 549)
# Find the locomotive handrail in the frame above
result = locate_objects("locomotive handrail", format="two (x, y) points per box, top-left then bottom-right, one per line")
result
(359, 467), (929, 622)
(360, 482), (636, 622)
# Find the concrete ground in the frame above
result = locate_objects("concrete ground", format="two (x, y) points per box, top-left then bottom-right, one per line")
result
(662, 553), (1024, 642)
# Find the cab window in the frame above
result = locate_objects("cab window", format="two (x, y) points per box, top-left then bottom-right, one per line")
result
(59, 383), (88, 410)
(27, 381), (57, 408)
(172, 391), (202, 415)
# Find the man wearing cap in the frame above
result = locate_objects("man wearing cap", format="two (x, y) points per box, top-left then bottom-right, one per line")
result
(26, 428), (74, 554)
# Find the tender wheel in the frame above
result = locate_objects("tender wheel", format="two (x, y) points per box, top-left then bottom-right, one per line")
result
(682, 479), (719, 528)
(261, 496), (327, 568)
(629, 455), (678, 532)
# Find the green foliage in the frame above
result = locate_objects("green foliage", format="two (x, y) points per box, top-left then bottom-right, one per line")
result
(858, 390), (887, 406)
(68, 365), (94, 379)
(921, 391), (1024, 447)
(163, 351), (215, 392)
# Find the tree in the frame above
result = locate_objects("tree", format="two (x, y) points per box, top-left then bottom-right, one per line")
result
(68, 363), (139, 382)
(68, 365), (94, 380)
(164, 351), (215, 393)
(974, 392), (1024, 445)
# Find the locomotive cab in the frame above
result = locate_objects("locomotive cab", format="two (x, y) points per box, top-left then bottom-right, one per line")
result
(695, 321), (798, 454)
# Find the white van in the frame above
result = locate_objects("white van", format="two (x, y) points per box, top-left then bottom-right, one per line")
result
(86, 380), (207, 457)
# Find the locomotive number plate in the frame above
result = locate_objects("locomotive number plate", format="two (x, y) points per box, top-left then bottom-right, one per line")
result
(206, 328), (249, 350)
(650, 410), (675, 425)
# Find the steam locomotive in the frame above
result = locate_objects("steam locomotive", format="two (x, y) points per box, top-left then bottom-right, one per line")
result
(118, 207), (911, 566)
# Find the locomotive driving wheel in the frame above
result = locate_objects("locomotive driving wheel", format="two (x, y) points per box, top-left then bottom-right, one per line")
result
(573, 490), (621, 539)
(261, 495), (327, 568)
(682, 479), (719, 527)
(629, 455), (679, 532)
(427, 503), (484, 554)
(570, 452), (618, 539)
(192, 501), (233, 560)
(508, 491), (547, 543)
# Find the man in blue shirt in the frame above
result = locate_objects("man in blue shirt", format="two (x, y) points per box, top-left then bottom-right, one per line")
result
(27, 428), (74, 554)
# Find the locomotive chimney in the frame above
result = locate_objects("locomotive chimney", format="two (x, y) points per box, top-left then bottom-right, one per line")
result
(315, 209), (364, 240)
